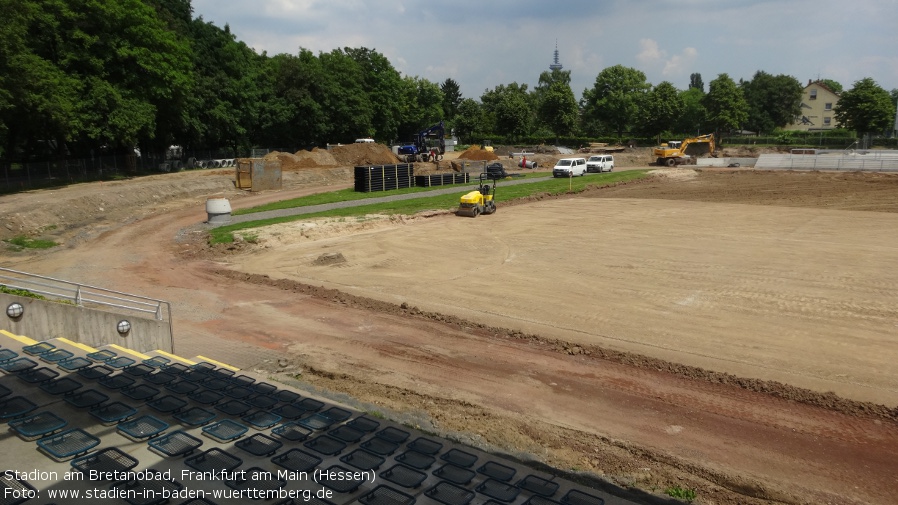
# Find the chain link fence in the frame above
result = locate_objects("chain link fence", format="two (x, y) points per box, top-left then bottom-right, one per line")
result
(0, 147), (297, 193)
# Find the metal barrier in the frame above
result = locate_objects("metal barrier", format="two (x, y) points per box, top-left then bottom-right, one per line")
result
(0, 266), (174, 350)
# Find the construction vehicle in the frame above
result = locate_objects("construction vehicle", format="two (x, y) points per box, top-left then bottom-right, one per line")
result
(457, 172), (497, 218)
(653, 133), (716, 166)
(398, 121), (446, 162)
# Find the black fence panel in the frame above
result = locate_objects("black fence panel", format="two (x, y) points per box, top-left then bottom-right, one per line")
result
(414, 173), (469, 187)
(354, 164), (414, 193)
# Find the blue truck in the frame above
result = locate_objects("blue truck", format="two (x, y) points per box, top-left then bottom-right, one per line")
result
(398, 121), (446, 163)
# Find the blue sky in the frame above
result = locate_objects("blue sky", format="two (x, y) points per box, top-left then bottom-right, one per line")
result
(191, 0), (898, 100)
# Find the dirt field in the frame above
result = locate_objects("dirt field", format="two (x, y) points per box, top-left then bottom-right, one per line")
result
(3, 156), (898, 505)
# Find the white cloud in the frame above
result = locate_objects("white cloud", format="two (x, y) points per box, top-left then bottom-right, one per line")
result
(190, 0), (898, 97)
(662, 47), (698, 78)
(637, 39), (663, 64)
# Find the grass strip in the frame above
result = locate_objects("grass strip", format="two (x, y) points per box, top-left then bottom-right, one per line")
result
(210, 170), (649, 244)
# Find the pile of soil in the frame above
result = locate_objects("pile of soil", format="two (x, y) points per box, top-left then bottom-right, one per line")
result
(330, 143), (401, 166)
(458, 146), (499, 161)
(265, 148), (338, 170)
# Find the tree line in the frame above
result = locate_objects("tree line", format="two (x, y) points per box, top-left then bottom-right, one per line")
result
(2, 0), (895, 167)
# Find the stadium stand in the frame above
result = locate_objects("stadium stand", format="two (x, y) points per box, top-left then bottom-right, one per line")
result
(0, 327), (633, 505)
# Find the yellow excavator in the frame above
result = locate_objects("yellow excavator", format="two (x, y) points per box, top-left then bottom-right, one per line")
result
(653, 133), (716, 166)
(457, 173), (497, 218)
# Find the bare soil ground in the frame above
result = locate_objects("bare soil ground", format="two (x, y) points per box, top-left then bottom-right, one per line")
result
(2, 154), (898, 505)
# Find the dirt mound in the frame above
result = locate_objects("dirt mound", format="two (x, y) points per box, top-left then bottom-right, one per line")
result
(265, 148), (338, 170)
(458, 146), (499, 161)
(330, 143), (401, 166)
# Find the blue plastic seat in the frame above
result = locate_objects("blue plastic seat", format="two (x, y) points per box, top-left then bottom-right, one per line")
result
(39, 377), (84, 396)
(118, 415), (169, 440)
(37, 428), (100, 460)
(58, 356), (92, 371)
(71, 447), (139, 476)
(340, 448), (385, 472)
(89, 401), (137, 425)
(64, 389), (109, 409)
(142, 356), (171, 368)
(271, 422), (312, 442)
(476, 479), (520, 502)
(271, 448), (322, 473)
(185, 447), (242, 472)
(235, 433), (283, 457)
(17, 366), (60, 384)
(149, 430), (203, 457)
(303, 435), (347, 456)
(40, 349), (74, 363)
(0, 357), (38, 373)
(561, 489), (605, 505)
(22, 342), (56, 356)
(358, 485), (417, 505)
(242, 411), (282, 430)
(0, 396), (37, 419)
(425, 481), (475, 505)
(148, 394), (188, 414)
(173, 407), (217, 427)
(0, 348), (20, 362)
(517, 475), (559, 497)
(104, 356), (136, 369)
(202, 419), (248, 442)
(8, 411), (68, 439)
(77, 364), (114, 381)
(87, 349), (117, 362)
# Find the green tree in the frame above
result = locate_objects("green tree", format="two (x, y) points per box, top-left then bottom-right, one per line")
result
(689, 73), (704, 92)
(638, 81), (684, 137)
(0, 0), (79, 162)
(741, 71), (802, 134)
(255, 50), (329, 147)
(344, 47), (404, 141)
(675, 87), (707, 135)
(482, 83), (532, 139)
(319, 49), (374, 142)
(453, 98), (484, 143)
(396, 76), (444, 141)
(533, 69), (577, 139)
(440, 78), (462, 121)
(821, 78), (843, 94)
(702, 73), (748, 134)
(582, 65), (650, 137)
(834, 77), (896, 135)
(537, 83), (578, 140)
(186, 20), (262, 153)
(1, 0), (194, 161)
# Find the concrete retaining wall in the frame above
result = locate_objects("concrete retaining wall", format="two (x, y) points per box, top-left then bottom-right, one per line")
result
(756, 153), (898, 171)
(0, 293), (172, 352)
(696, 157), (758, 167)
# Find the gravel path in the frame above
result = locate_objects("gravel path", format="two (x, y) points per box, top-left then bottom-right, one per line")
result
(220, 175), (552, 226)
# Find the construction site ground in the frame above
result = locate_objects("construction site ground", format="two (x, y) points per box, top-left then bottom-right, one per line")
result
(1, 146), (897, 505)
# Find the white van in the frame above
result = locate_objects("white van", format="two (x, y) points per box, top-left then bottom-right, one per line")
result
(553, 157), (587, 177)
(586, 154), (614, 173)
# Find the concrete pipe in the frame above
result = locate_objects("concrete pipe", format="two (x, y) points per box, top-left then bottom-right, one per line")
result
(206, 198), (232, 224)
(519, 160), (537, 169)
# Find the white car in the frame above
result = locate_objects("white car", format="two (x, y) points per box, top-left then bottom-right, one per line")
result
(354, 138), (375, 143)
(552, 157), (587, 177)
(586, 155), (614, 173)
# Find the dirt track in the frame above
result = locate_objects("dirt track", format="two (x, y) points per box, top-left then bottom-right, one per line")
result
(3, 166), (898, 505)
